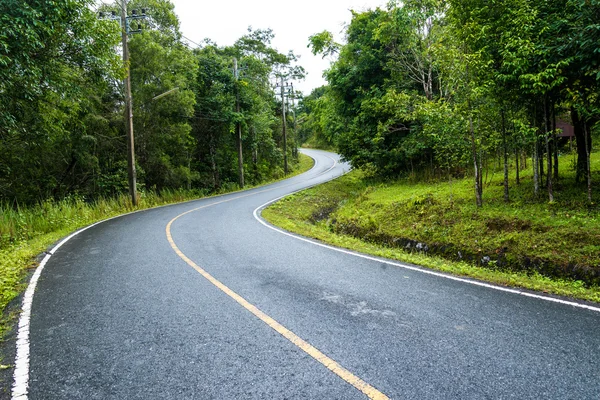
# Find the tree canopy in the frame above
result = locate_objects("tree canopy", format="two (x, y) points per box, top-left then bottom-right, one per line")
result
(305, 0), (599, 206)
(0, 0), (303, 205)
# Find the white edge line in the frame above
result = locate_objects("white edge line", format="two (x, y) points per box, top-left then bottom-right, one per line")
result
(9, 149), (331, 399)
(10, 199), (196, 399)
(252, 167), (600, 315)
(10, 213), (129, 399)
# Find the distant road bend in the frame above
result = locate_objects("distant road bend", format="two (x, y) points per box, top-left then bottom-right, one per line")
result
(16, 149), (600, 399)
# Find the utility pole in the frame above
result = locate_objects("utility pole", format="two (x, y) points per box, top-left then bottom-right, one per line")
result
(233, 58), (244, 188)
(119, 0), (137, 206)
(289, 89), (297, 158)
(280, 76), (288, 175)
(101, 3), (144, 206)
(99, 5), (145, 205)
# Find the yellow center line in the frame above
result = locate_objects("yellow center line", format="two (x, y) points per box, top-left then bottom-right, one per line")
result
(165, 196), (389, 400)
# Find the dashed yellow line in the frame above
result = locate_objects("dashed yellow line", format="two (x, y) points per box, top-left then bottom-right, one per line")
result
(166, 201), (389, 400)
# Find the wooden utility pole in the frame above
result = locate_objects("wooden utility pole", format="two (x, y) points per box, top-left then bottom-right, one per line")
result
(289, 85), (297, 158)
(280, 76), (288, 175)
(233, 58), (244, 188)
(121, 0), (137, 206)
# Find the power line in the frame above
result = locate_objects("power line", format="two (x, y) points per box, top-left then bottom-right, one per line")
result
(181, 35), (202, 49)
(95, 2), (203, 52)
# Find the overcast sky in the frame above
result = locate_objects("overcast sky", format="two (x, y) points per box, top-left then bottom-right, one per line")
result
(169, 0), (388, 95)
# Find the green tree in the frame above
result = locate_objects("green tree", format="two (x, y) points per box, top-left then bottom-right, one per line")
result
(124, 0), (198, 192)
(0, 0), (121, 204)
(190, 28), (304, 190)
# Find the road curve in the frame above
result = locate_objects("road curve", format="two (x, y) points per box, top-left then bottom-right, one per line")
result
(18, 149), (600, 399)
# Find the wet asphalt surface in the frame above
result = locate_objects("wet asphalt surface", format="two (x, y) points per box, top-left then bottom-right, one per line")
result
(25, 149), (600, 399)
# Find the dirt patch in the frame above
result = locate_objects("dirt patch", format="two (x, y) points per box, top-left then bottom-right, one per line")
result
(309, 204), (338, 224)
(486, 217), (531, 232)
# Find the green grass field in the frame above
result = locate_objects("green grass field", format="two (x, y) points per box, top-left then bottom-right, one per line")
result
(263, 151), (600, 303)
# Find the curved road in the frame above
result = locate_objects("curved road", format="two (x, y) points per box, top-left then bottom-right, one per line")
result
(16, 149), (600, 399)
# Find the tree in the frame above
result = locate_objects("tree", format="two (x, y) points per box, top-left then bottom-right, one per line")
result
(377, 0), (446, 100)
(308, 31), (341, 59)
(125, 1), (198, 192)
(190, 28), (304, 190)
(0, 0), (121, 204)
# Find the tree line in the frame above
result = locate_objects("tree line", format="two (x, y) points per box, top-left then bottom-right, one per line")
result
(0, 0), (302, 206)
(302, 0), (599, 206)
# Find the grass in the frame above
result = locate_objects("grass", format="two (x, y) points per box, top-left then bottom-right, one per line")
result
(301, 135), (336, 152)
(263, 150), (600, 303)
(0, 153), (315, 339)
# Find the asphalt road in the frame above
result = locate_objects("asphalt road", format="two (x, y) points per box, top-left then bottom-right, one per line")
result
(20, 149), (600, 399)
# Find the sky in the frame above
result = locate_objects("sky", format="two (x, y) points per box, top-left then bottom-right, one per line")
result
(169, 0), (389, 95)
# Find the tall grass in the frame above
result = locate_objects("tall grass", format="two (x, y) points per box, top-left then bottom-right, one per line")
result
(0, 192), (172, 329)
(0, 154), (315, 337)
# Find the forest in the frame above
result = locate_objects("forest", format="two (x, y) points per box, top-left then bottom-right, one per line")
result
(1, 0), (303, 208)
(1, 0), (599, 292)
(3, 0), (598, 209)
(301, 0), (599, 207)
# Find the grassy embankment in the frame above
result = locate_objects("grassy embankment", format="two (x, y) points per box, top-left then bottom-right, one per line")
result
(264, 151), (600, 303)
(0, 154), (315, 338)
(300, 135), (337, 152)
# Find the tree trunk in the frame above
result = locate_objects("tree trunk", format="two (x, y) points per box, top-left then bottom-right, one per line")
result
(252, 125), (258, 175)
(552, 102), (559, 183)
(515, 148), (520, 185)
(427, 63), (433, 100)
(501, 108), (509, 202)
(533, 144), (539, 197)
(469, 112), (482, 207)
(236, 121), (244, 188)
(544, 97), (553, 202)
(538, 138), (544, 181)
(448, 167), (453, 202)
(466, 63), (481, 207)
(571, 107), (594, 184)
(209, 133), (219, 190)
(234, 58), (244, 188)
(479, 150), (484, 197)
(584, 120), (592, 202)
(53, 155), (77, 198)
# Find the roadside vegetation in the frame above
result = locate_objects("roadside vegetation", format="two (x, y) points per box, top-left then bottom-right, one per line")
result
(1, 0), (310, 339)
(1, 0), (306, 208)
(264, 151), (600, 302)
(272, 1), (600, 302)
(0, 154), (313, 338)
(2, 0), (599, 338)
(300, 0), (599, 208)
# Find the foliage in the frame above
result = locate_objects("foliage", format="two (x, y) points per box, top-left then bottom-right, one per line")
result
(190, 27), (303, 189)
(263, 150), (600, 302)
(128, 0), (198, 192)
(305, 0), (600, 205)
(308, 31), (340, 59)
(0, 153), (313, 338)
(0, 0), (306, 206)
(0, 0), (122, 204)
